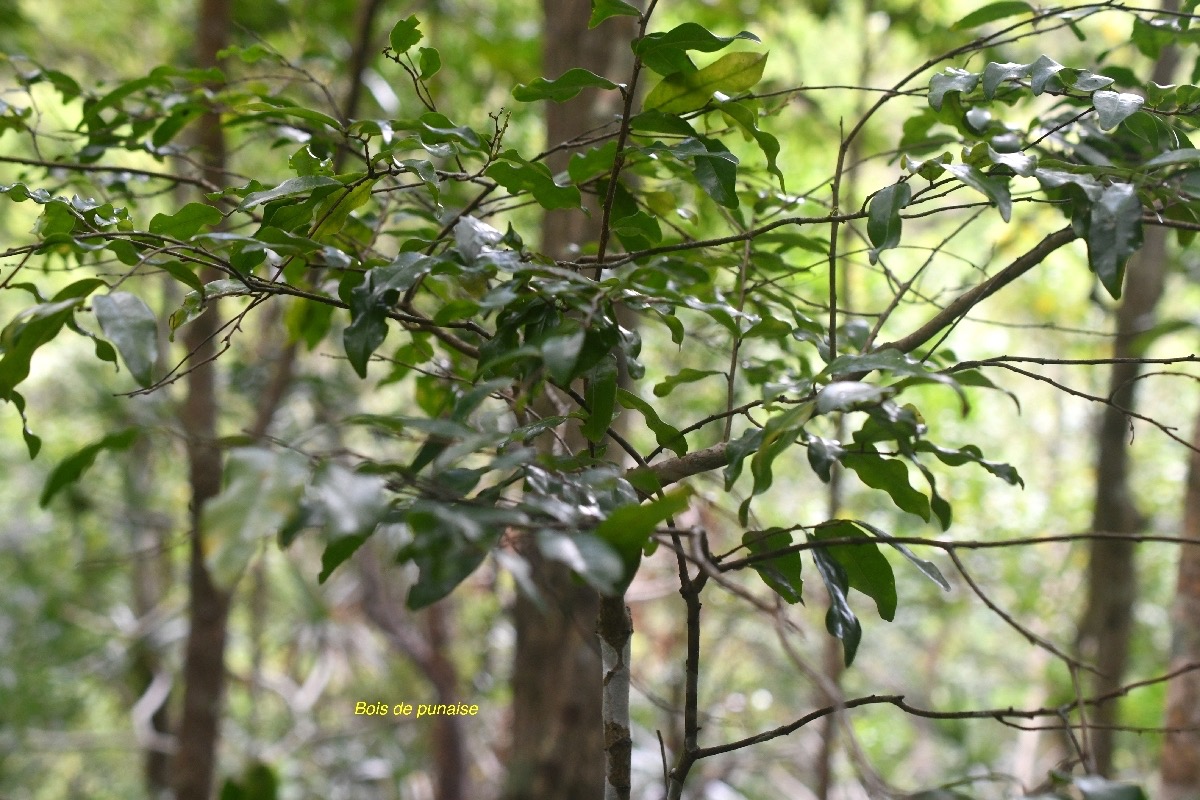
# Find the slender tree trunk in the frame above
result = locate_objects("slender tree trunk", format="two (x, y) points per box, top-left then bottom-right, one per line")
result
(1162, 410), (1200, 799)
(172, 2), (232, 797)
(1075, 15), (1177, 772)
(503, 3), (635, 798)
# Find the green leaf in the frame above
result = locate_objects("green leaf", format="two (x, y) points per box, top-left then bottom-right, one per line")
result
(39, 429), (138, 507)
(617, 388), (688, 456)
(237, 176), (341, 211)
(855, 520), (950, 590)
(595, 488), (692, 590)
(654, 367), (724, 397)
(810, 541), (862, 666)
(950, 1), (1033, 29)
(944, 163), (1012, 222)
(867, 182), (912, 263)
(569, 141), (619, 184)
(812, 520), (897, 621)
(486, 154), (582, 210)
(513, 68), (619, 102)
(1093, 90), (1145, 130)
(1087, 183), (1142, 299)
(717, 100), (784, 188)
(417, 47), (441, 79)
(816, 381), (894, 414)
(643, 52), (768, 115)
(536, 530), (624, 594)
(843, 449), (930, 521)
(691, 136), (740, 208)
(914, 441), (1023, 486)
(742, 528), (804, 603)
(806, 435), (846, 483)
(1145, 148), (1200, 168)
(1029, 55), (1065, 95)
(389, 15), (423, 53)
(149, 202), (223, 239)
(590, 0), (640, 27)
(0, 297), (88, 400)
(581, 360), (619, 444)
(541, 328), (585, 384)
(203, 448), (310, 589)
(928, 69), (979, 111)
(319, 535), (369, 584)
(635, 22), (760, 76)
(982, 61), (1030, 98)
(92, 292), (158, 388)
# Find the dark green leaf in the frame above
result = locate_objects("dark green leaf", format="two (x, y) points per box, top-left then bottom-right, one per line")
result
(237, 176), (341, 211)
(810, 542), (862, 666)
(928, 69), (979, 111)
(982, 61), (1030, 98)
(581, 360), (619, 443)
(1087, 183), (1142, 299)
(950, 1), (1033, 30)
(617, 388), (688, 456)
(1146, 148), (1200, 168)
(867, 182), (912, 263)
(691, 137), (740, 208)
(513, 68), (619, 102)
(635, 22), (760, 76)
(92, 292), (158, 388)
(39, 429), (138, 507)
(595, 488), (692, 590)
(855, 520), (950, 590)
(812, 520), (897, 621)
(944, 163), (1012, 221)
(843, 450), (930, 521)
(742, 528), (804, 603)
(806, 435), (846, 483)
(536, 530), (624, 594)
(319, 535), (369, 583)
(589, 0), (640, 27)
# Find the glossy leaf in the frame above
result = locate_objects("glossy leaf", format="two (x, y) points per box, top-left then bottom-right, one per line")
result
(635, 22), (760, 76)
(589, 0), (640, 27)
(867, 182), (912, 263)
(643, 52), (768, 114)
(1087, 183), (1142, 299)
(1093, 90), (1145, 130)
(93, 292), (158, 388)
(812, 520), (897, 621)
(536, 530), (624, 594)
(742, 528), (804, 603)
(843, 450), (931, 521)
(928, 69), (979, 111)
(595, 488), (692, 590)
(811, 541), (862, 666)
(237, 176), (341, 211)
(513, 68), (618, 102)
(617, 388), (688, 456)
(944, 163), (1012, 221)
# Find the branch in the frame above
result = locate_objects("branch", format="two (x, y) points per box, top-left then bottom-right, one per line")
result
(872, 226), (1077, 355)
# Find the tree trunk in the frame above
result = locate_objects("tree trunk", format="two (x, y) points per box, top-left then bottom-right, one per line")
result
(502, 3), (635, 799)
(1162, 410), (1200, 799)
(172, 1), (232, 797)
(1076, 15), (1176, 772)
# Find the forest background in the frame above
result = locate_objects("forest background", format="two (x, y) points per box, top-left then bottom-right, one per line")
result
(3, 0), (1200, 799)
